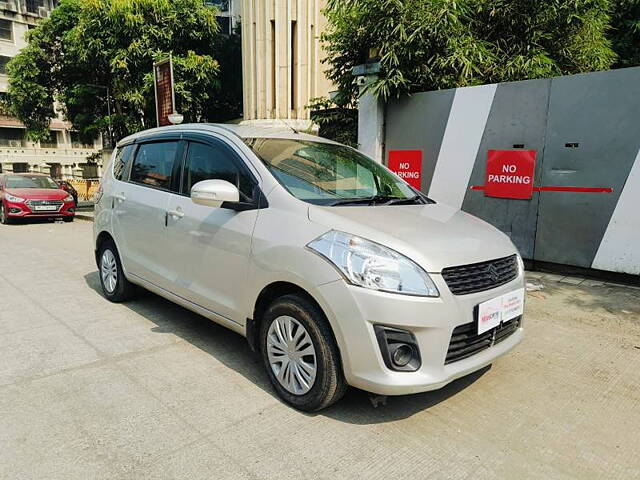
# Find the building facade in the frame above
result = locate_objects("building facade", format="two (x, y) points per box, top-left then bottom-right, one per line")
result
(0, 0), (103, 180)
(240, 0), (334, 128)
(208, 0), (241, 34)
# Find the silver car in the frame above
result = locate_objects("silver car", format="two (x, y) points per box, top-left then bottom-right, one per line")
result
(94, 124), (524, 411)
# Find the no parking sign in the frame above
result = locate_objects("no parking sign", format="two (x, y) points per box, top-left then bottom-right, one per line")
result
(388, 150), (422, 190)
(485, 150), (536, 199)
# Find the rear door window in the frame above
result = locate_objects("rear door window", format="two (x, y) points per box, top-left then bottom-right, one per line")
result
(113, 145), (135, 181)
(130, 141), (178, 191)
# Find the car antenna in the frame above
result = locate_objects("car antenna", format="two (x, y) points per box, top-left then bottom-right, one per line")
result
(281, 119), (299, 134)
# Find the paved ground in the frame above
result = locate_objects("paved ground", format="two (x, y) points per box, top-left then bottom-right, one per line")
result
(1, 219), (639, 479)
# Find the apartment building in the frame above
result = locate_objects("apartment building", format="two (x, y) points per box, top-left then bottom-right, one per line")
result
(0, 0), (103, 180)
(207, 0), (241, 34)
(240, 0), (334, 128)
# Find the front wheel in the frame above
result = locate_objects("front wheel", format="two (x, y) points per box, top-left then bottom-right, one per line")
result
(260, 294), (347, 411)
(0, 203), (11, 225)
(98, 240), (136, 302)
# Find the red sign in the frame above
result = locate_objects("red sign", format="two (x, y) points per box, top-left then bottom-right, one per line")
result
(154, 57), (175, 127)
(388, 150), (422, 189)
(485, 150), (536, 199)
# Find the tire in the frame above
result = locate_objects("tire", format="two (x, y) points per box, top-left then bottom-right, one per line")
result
(0, 203), (10, 225)
(97, 239), (136, 302)
(260, 294), (347, 411)
(64, 216), (74, 223)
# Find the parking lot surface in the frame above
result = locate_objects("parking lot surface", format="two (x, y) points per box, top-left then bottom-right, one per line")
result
(1, 220), (639, 479)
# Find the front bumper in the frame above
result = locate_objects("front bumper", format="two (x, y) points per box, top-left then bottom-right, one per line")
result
(315, 271), (525, 396)
(4, 200), (75, 218)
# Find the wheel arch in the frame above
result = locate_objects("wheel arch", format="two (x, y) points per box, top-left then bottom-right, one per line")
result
(247, 281), (343, 363)
(95, 230), (116, 267)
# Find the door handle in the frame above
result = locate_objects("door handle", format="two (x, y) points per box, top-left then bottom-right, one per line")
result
(113, 193), (126, 202)
(166, 209), (184, 219)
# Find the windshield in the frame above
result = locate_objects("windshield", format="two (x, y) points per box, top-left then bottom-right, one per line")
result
(5, 175), (59, 189)
(245, 138), (427, 206)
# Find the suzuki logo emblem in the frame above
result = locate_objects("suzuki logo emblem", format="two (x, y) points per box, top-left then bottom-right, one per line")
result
(487, 264), (500, 282)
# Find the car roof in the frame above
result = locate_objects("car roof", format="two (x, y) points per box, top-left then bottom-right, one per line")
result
(117, 123), (340, 147)
(1, 173), (48, 177)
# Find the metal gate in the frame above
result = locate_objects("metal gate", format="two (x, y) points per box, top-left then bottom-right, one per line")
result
(383, 67), (640, 274)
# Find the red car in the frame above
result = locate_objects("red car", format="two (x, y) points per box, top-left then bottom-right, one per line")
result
(0, 173), (76, 224)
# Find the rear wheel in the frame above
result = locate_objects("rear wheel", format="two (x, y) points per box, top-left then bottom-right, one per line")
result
(98, 239), (136, 302)
(260, 294), (347, 411)
(0, 203), (10, 225)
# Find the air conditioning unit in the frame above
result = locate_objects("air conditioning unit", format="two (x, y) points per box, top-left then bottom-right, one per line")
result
(37, 6), (49, 18)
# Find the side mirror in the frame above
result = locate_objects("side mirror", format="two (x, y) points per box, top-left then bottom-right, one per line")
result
(191, 179), (240, 208)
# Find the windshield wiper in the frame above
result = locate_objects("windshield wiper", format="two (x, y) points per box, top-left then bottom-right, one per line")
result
(382, 195), (427, 206)
(329, 195), (404, 206)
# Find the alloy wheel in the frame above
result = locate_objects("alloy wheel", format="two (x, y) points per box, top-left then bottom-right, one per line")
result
(100, 249), (118, 294)
(266, 315), (317, 395)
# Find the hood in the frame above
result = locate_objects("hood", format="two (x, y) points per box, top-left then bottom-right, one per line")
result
(308, 203), (517, 273)
(5, 188), (68, 200)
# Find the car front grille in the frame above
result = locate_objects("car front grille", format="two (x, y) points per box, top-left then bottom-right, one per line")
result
(441, 254), (519, 295)
(445, 316), (521, 365)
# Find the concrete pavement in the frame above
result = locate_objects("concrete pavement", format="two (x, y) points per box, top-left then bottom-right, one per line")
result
(1, 220), (639, 479)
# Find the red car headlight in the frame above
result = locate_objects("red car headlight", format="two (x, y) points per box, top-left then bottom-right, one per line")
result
(5, 194), (25, 203)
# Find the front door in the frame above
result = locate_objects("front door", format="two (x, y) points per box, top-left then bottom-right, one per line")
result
(113, 139), (181, 289)
(164, 137), (260, 323)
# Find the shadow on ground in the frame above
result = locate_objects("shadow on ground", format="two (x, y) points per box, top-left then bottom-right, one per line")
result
(84, 271), (489, 425)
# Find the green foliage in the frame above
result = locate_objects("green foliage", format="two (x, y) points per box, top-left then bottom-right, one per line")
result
(7, 0), (241, 142)
(323, 0), (618, 102)
(610, 0), (640, 68)
(308, 97), (358, 147)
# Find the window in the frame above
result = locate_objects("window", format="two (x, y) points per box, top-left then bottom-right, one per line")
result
(182, 141), (254, 201)
(0, 20), (13, 41)
(113, 144), (135, 181)
(40, 131), (58, 148)
(0, 128), (26, 147)
(26, 0), (46, 14)
(70, 132), (94, 149)
(11, 163), (29, 174)
(130, 141), (178, 190)
(48, 163), (61, 179)
(245, 138), (416, 205)
(6, 175), (58, 188)
(0, 56), (11, 75)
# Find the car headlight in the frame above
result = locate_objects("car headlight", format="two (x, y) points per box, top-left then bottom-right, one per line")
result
(64, 194), (74, 202)
(5, 194), (25, 203)
(307, 231), (439, 297)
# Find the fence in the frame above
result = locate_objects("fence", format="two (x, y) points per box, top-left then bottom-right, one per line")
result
(380, 67), (640, 275)
(68, 179), (100, 203)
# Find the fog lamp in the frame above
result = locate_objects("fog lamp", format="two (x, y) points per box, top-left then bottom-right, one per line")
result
(374, 325), (421, 372)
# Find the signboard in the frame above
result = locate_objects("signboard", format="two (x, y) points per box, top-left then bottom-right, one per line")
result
(153, 57), (175, 127)
(485, 149), (536, 199)
(388, 150), (422, 190)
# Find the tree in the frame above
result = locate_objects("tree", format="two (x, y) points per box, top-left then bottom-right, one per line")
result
(610, 0), (640, 68)
(323, 0), (617, 103)
(7, 0), (240, 143)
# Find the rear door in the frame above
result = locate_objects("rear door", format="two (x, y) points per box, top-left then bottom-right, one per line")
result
(112, 137), (182, 288)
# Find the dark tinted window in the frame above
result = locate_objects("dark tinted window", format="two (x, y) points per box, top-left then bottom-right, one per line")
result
(5, 175), (58, 189)
(113, 145), (135, 181)
(182, 141), (254, 201)
(130, 142), (178, 190)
